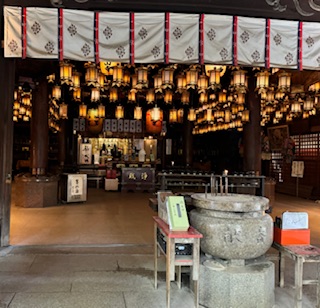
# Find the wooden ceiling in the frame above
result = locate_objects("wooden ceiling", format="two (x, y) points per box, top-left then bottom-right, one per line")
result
(15, 59), (58, 81)
(291, 70), (320, 90)
(5, 0), (320, 22)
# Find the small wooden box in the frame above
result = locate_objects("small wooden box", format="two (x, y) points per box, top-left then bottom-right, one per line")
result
(104, 178), (119, 191)
(274, 226), (310, 245)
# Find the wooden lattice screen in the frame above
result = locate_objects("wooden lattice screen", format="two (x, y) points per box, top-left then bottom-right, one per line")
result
(269, 133), (320, 199)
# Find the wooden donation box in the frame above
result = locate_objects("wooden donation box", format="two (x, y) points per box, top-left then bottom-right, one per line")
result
(121, 167), (155, 192)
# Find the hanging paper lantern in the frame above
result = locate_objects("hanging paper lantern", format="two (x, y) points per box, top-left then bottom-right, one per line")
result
(134, 106), (143, 120)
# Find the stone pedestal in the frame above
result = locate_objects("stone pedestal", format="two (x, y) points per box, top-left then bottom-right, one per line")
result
(199, 258), (275, 308)
(14, 174), (59, 208)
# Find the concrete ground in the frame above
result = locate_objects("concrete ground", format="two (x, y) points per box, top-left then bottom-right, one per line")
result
(1, 188), (320, 307)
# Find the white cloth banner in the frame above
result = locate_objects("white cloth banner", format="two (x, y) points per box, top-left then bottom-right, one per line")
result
(269, 19), (298, 69)
(203, 14), (233, 65)
(4, 6), (22, 58)
(169, 13), (199, 63)
(237, 17), (265, 67)
(99, 12), (130, 63)
(63, 9), (94, 61)
(302, 22), (320, 70)
(6, 6), (320, 70)
(26, 8), (58, 59)
(134, 13), (164, 63)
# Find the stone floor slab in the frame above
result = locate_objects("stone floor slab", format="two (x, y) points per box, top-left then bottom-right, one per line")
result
(71, 270), (154, 292)
(117, 254), (166, 272)
(0, 255), (35, 272)
(8, 291), (125, 308)
(0, 293), (15, 308)
(29, 254), (118, 273)
(0, 272), (72, 293)
(124, 287), (195, 308)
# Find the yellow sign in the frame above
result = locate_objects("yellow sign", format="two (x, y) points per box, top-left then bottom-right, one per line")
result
(100, 62), (119, 76)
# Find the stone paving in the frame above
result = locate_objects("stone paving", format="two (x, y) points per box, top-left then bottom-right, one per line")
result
(0, 245), (318, 308)
(5, 189), (320, 307)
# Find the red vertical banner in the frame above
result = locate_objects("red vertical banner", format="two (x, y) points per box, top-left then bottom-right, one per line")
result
(298, 21), (303, 71)
(95, 12), (99, 64)
(265, 19), (270, 69)
(130, 12), (135, 65)
(165, 12), (170, 64)
(22, 7), (27, 59)
(233, 16), (238, 66)
(59, 8), (63, 61)
(199, 14), (204, 65)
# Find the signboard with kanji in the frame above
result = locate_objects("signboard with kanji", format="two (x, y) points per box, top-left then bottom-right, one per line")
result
(291, 161), (304, 178)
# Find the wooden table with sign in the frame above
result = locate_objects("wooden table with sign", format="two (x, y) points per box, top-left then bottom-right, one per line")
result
(153, 216), (203, 308)
(272, 242), (320, 308)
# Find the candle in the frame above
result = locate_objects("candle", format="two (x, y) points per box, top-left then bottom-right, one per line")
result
(224, 170), (228, 195)
(216, 180), (218, 195)
(225, 177), (228, 195)
(211, 174), (215, 195)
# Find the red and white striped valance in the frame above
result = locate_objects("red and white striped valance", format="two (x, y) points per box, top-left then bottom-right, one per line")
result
(4, 6), (320, 70)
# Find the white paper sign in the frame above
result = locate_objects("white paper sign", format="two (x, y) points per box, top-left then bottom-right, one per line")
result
(70, 175), (83, 196)
(79, 144), (92, 164)
(291, 161), (304, 178)
(282, 212), (308, 230)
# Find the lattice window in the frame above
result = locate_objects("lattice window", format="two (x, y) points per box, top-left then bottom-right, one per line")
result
(292, 133), (319, 157)
(269, 132), (320, 198)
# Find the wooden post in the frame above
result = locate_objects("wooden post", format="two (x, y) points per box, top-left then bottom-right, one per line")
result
(183, 115), (193, 168)
(0, 0), (15, 245)
(243, 70), (261, 175)
(30, 78), (49, 176)
(58, 119), (67, 168)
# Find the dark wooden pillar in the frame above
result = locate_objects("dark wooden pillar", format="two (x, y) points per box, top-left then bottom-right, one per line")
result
(160, 137), (166, 170)
(183, 117), (193, 168)
(58, 119), (67, 168)
(30, 78), (49, 175)
(0, 0), (15, 245)
(243, 71), (261, 174)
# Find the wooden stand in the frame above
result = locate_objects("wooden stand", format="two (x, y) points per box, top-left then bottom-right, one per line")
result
(87, 176), (104, 189)
(153, 216), (203, 308)
(273, 242), (320, 308)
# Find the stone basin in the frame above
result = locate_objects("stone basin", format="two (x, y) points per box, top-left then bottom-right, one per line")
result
(191, 193), (269, 212)
(190, 193), (273, 261)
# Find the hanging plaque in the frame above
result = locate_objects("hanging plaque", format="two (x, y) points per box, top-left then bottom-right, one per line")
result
(73, 118), (79, 131)
(118, 119), (124, 132)
(104, 119), (111, 131)
(79, 118), (86, 132)
(130, 120), (136, 132)
(124, 119), (130, 132)
(136, 120), (142, 133)
(111, 119), (118, 132)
